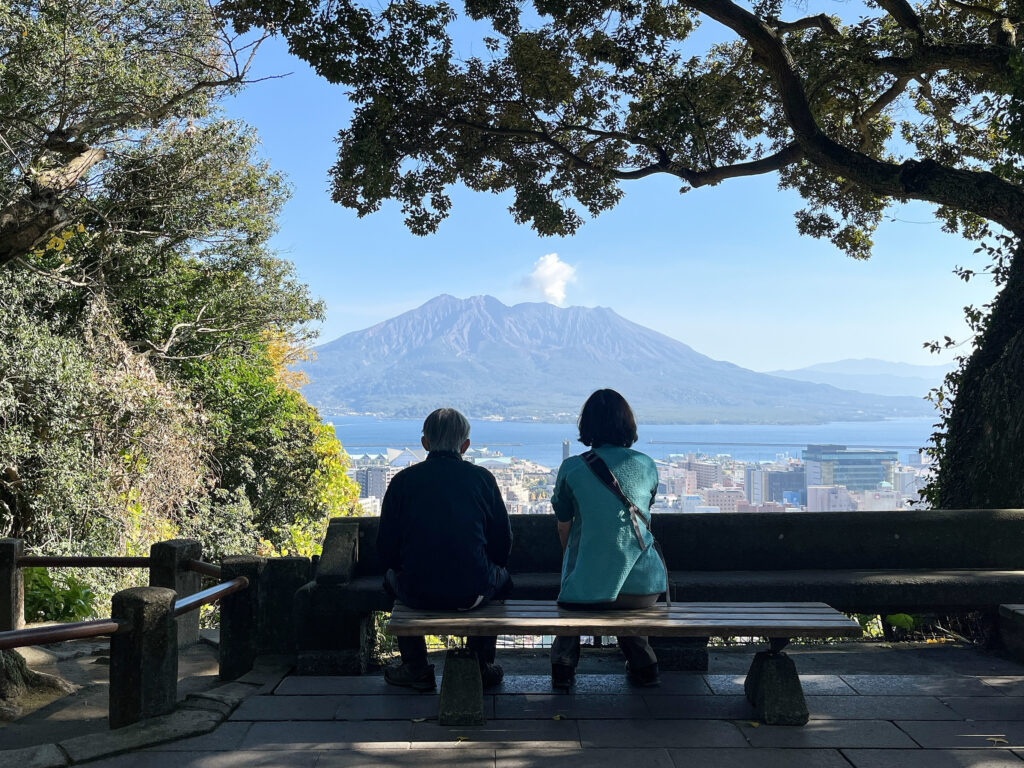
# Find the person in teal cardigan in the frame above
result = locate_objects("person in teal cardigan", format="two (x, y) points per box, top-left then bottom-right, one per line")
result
(550, 389), (668, 689)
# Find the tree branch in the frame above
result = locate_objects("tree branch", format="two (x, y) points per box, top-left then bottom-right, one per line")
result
(455, 116), (804, 187)
(875, 0), (927, 37)
(680, 0), (1024, 236)
(870, 43), (1014, 76)
(854, 75), (914, 150)
(684, 143), (805, 187)
(942, 0), (1010, 22)
(0, 145), (107, 267)
(453, 118), (676, 180)
(12, 256), (93, 287)
(774, 14), (841, 36)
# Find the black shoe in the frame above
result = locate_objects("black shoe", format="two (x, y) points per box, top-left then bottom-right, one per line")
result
(625, 661), (660, 687)
(384, 663), (436, 691)
(480, 662), (504, 689)
(551, 663), (575, 690)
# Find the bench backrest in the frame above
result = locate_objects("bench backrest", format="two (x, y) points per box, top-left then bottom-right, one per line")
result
(345, 509), (1024, 578)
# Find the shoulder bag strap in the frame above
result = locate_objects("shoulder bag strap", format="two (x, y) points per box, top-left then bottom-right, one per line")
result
(581, 450), (649, 551)
(581, 450), (671, 606)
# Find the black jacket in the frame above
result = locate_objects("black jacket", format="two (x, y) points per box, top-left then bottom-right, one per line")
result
(377, 451), (513, 609)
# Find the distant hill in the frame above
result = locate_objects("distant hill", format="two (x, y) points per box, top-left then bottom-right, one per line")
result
(767, 358), (956, 398)
(300, 295), (932, 424)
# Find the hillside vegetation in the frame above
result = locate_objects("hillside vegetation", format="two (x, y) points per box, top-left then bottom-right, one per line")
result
(0, 0), (359, 618)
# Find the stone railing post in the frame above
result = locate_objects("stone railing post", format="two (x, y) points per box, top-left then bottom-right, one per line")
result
(258, 556), (310, 656)
(149, 539), (202, 648)
(219, 555), (265, 681)
(315, 518), (359, 583)
(0, 538), (25, 631)
(295, 518), (373, 675)
(109, 586), (177, 729)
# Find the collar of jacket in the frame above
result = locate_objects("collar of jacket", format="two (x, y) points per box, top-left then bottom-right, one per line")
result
(426, 450), (463, 461)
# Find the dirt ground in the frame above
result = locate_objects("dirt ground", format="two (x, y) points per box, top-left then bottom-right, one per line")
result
(0, 635), (221, 751)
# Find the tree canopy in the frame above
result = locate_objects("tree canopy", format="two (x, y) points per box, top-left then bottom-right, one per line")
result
(223, 0), (1023, 257)
(1, 0), (360, 623)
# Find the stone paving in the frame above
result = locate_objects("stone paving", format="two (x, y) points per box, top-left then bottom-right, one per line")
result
(58, 643), (1024, 767)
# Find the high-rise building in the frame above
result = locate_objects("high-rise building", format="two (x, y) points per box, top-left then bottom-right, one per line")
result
(562, 439), (570, 462)
(803, 445), (897, 491)
(354, 465), (402, 499)
(746, 465), (806, 505)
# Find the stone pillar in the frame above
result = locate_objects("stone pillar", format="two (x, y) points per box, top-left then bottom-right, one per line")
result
(109, 586), (178, 729)
(258, 556), (309, 655)
(438, 648), (484, 726)
(0, 538), (25, 631)
(149, 539), (202, 648)
(219, 555), (264, 681)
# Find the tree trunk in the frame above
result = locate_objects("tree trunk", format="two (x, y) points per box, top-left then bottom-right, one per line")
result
(0, 648), (75, 720)
(935, 243), (1024, 508)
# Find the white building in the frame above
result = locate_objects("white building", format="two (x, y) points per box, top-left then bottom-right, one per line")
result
(806, 485), (857, 512)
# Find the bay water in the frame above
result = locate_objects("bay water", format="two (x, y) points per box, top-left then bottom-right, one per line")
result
(331, 415), (936, 468)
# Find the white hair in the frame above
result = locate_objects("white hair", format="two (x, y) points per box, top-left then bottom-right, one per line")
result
(422, 408), (471, 452)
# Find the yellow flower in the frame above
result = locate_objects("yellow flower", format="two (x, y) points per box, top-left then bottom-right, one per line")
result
(61, 229), (74, 240)
(47, 238), (61, 250)
(76, 223), (86, 233)
(53, 240), (65, 252)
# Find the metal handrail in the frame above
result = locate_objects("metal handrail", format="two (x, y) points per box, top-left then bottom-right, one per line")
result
(16, 556), (151, 568)
(173, 576), (249, 617)
(0, 576), (250, 650)
(185, 559), (222, 579)
(0, 618), (131, 651)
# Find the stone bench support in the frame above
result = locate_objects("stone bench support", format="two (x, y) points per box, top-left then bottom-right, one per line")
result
(743, 639), (808, 726)
(438, 649), (485, 725)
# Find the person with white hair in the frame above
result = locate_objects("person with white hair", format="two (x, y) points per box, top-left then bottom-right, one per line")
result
(377, 407), (513, 691)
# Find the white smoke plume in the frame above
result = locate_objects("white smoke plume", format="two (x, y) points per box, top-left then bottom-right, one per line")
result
(528, 253), (577, 305)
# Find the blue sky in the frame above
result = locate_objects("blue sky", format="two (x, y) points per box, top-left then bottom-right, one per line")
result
(222, 19), (997, 372)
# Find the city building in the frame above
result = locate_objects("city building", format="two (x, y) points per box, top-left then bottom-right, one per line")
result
(806, 485), (857, 512)
(679, 495), (704, 513)
(703, 488), (746, 514)
(667, 454), (722, 489)
(353, 466), (398, 499)
(745, 465), (806, 505)
(803, 445), (897, 491)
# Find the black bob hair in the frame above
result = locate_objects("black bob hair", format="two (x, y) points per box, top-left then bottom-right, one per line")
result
(577, 389), (638, 448)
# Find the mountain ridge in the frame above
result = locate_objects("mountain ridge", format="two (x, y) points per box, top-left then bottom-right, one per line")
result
(301, 295), (932, 424)
(767, 358), (955, 398)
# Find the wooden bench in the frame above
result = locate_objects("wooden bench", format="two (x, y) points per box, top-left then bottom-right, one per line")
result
(387, 599), (862, 726)
(297, 512), (1024, 675)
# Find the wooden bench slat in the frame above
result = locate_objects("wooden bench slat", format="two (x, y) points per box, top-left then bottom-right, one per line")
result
(500, 602), (837, 612)
(390, 610), (853, 622)
(444, 607), (846, 616)
(458, 606), (839, 614)
(386, 600), (862, 638)
(388, 622), (860, 637)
